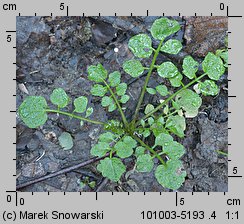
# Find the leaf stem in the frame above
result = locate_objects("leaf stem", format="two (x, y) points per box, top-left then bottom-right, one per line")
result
(45, 109), (105, 125)
(131, 134), (166, 166)
(131, 39), (165, 126)
(102, 80), (129, 128)
(216, 150), (228, 156)
(138, 73), (207, 125)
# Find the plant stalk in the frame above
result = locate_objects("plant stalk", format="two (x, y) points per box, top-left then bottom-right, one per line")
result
(131, 39), (165, 126)
(45, 109), (105, 125)
(131, 134), (166, 166)
(103, 80), (129, 128)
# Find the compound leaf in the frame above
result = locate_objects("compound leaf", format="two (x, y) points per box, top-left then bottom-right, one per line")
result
(91, 84), (107, 97)
(199, 80), (219, 96)
(202, 52), (225, 80)
(58, 132), (73, 150)
(136, 154), (154, 172)
(116, 83), (127, 96)
(151, 18), (180, 41)
(155, 160), (186, 190)
(156, 85), (168, 96)
(87, 63), (108, 82)
(97, 157), (126, 182)
(50, 88), (69, 108)
(18, 96), (48, 128)
(163, 141), (185, 160)
(74, 96), (88, 113)
(161, 39), (182, 54)
(157, 62), (179, 78)
(146, 87), (156, 95)
(169, 72), (183, 87)
(91, 142), (111, 157)
(128, 34), (153, 58)
(176, 89), (202, 118)
(120, 95), (130, 104)
(166, 115), (186, 138)
(109, 71), (121, 87)
(123, 60), (144, 78)
(182, 56), (199, 79)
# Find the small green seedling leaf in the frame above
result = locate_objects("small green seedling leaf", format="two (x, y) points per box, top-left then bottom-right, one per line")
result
(151, 18), (180, 41)
(91, 142), (111, 157)
(155, 159), (186, 190)
(182, 56), (199, 79)
(58, 132), (73, 150)
(120, 95), (130, 104)
(74, 96), (88, 113)
(128, 34), (153, 58)
(50, 88), (69, 108)
(80, 120), (84, 127)
(99, 132), (117, 143)
(123, 135), (137, 148)
(108, 101), (117, 112)
(172, 100), (181, 110)
(169, 72), (183, 87)
(164, 141), (185, 160)
(161, 39), (182, 54)
(101, 96), (117, 112)
(176, 89), (202, 118)
(146, 87), (156, 95)
(148, 117), (155, 126)
(88, 181), (96, 189)
(123, 60), (144, 78)
(154, 133), (173, 147)
(97, 157), (126, 182)
(109, 71), (121, 87)
(157, 62), (179, 78)
(136, 154), (154, 172)
(144, 104), (155, 114)
(140, 119), (146, 127)
(101, 96), (113, 107)
(115, 136), (137, 158)
(135, 146), (145, 157)
(114, 141), (133, 158)
(87, 63), (108, 82)
(202, 52), (225, 80)
(199, 80), (219, 96)
(156, 85), (168, 96)
(216, 49), (228, 66)
(116, 83), (127, 96)
(166, 115), (186, 138)
(85, 107), (93, 117)
(91, 84), (107, 97)
(18, 96), (48, 128)
(142, 129), (151, 138)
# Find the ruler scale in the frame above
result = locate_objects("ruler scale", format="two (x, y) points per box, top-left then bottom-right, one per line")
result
(0, 0), (243, 223)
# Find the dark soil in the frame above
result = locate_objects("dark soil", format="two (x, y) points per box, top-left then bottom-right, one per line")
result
(16, 16), (228, 192)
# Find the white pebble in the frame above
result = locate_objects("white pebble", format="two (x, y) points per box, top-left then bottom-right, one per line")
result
(114, 47), (119, 53)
